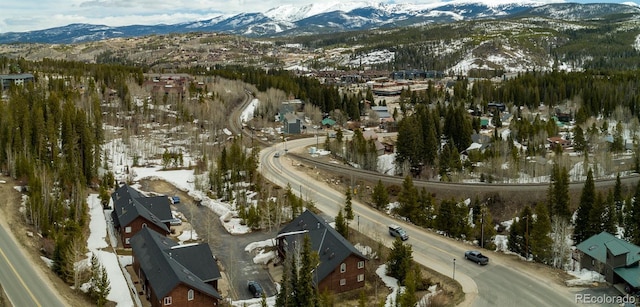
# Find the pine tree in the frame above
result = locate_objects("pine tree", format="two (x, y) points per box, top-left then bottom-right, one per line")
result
(530, 204), (553, 264)
(575, 168), (595, 244)
(288, 248), (300, 307)
(624, 181), (640, 244)
(344, 188), (354, 236)
(552, 165), (571, 220)
(371, 179), (389, 211)
(398, 268), (417, 307)
(296, 235), (318, 307)
(387, 238), (413, 284)
(90, 253), (111, 307)
(96, 265), (111, 307)
(397, 175), (418, 223)
(416, 188), (435, 228)
(335, 210), (348, 238)
(435, 199), (454, 236)
(588, 192), (606, 235)
(573, 125), (586, 152)
(276, 256), (290, 307)
(508, 217), (523, 255)
(614, 173), (624, 224)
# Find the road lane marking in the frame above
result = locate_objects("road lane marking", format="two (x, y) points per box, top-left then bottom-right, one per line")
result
(0, 247), (41, 307)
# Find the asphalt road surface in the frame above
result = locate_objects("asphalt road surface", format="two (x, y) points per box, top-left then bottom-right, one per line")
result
(260, 137), (601, 307)
(0, 223), (66, 307)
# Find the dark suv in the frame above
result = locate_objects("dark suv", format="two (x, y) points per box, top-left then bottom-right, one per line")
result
(247, 280), (263, 298)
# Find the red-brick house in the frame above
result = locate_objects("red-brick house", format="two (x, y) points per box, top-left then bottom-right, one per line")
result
(131, 227), (222, 307)
(111, 184), (172, 248)
(276, 210), (367, 293)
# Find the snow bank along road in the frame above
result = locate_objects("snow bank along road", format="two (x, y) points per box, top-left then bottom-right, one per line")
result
(259, 137), (584, 307)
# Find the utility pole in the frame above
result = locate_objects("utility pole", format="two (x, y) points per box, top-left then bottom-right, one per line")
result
(525, 215), (529, 259)
(481, 206), (484, 249)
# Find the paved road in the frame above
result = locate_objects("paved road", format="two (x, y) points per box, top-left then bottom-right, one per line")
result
(260, 138), (588, 307)
(0, 222), (66, 307)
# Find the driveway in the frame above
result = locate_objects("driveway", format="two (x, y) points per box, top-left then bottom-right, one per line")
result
(140, 180), (279, 301)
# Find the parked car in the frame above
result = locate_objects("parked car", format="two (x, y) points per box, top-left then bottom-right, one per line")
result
(389, 224), (409, 241)
(464, 250), (489, 265)
(274, 152), (280, 158)
(171, 196), (181, 204)
(169, 218), (182, 226)
(247, 280), (263, 298)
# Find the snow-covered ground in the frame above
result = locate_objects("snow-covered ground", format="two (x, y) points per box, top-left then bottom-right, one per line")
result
(376, 264), (404, 307)
(85, 194), (136, 307)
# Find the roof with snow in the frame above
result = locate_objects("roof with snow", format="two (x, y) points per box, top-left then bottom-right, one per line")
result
(277, 210), (367, 285)
(111, 184), (170, 232)
(130, 227), (222, 299)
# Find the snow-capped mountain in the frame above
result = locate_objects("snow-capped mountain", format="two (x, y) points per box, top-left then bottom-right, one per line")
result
(1, 1), (639, 44)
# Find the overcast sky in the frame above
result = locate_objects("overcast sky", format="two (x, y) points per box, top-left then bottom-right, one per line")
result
(2, 0), (638, 34)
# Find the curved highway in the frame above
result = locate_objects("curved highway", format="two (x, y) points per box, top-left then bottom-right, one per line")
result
(260, 137), (585, 307)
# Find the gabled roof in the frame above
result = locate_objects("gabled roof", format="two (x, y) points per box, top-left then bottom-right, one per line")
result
(278, 210), (367, 285)
(130, 228), (222, 300)
(576, 231), (640, 267)
(111, 184), (170, 232)
(169, 244), (221, 282)
(321, 118), (336, 126)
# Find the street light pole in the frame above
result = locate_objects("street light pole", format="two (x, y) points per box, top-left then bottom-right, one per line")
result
(357, 215), (360, 232)
(453, 258), (456, 280)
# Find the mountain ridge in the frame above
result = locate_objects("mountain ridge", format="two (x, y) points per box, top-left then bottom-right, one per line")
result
(1, 1), (639, 44)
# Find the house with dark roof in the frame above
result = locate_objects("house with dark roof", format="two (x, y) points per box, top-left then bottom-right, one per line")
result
(276, 210), (367, 294)
(576, 231), (640, 292)
(0, 73), (35, 91)
(111, 184), (173, 248)
(131, 227), (222, 307)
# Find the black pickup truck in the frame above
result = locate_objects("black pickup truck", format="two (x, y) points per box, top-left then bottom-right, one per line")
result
(464, 250), (489, 265)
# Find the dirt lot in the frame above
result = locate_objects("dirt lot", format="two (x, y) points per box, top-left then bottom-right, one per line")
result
(0, 175), (92, 307)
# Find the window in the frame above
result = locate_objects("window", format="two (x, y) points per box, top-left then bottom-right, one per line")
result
(125, 238), (130, 245)
(125, 226), (132, 233)
(164, 296), (172, 305)
(340, 263), (346, 273)
(340, 278), (346, 286)
(357, 274), (364, 282)
(357, 261), (364, 269)
(142, 223), (147, 228)
(188, 289), (194, 301)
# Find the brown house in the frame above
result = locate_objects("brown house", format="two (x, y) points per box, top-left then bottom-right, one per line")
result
(131, 227), (222, 307)
(547, 136), (571, 150)
(111, 184), (172, 248)
(276, 210), (367, 293)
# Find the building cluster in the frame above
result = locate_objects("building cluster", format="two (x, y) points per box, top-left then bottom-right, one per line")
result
(110, 184), (368, 306)
(111, 184), (222, 306)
